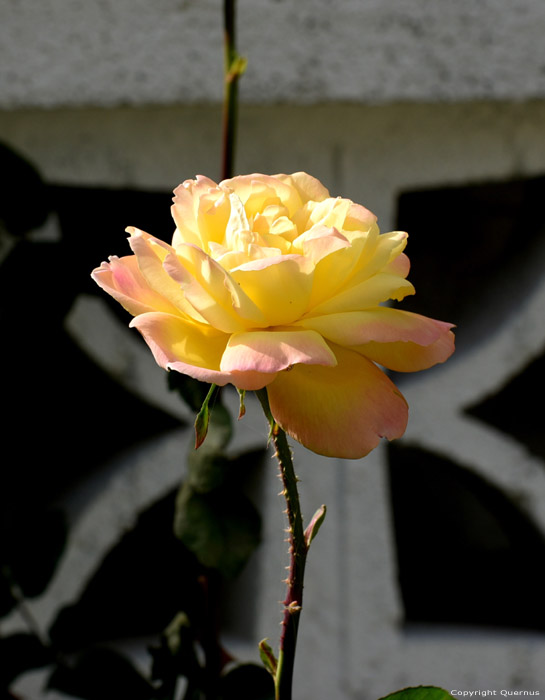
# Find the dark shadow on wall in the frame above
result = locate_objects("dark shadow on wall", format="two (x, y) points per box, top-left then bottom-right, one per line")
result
(391, 175), (545, 631)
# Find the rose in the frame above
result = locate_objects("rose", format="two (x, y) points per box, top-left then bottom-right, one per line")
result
(92, 172), (454, 458)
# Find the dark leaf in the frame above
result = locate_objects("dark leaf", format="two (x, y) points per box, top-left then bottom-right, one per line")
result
(174, 488), (261, 579)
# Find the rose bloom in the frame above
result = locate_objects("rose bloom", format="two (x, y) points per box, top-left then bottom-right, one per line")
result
(92, 172), (454, 459)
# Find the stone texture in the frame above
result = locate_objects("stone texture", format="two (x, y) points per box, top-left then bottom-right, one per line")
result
(2, 0), (545, 108)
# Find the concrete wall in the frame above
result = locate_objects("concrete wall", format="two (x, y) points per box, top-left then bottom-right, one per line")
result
(2, 1), (545, 107)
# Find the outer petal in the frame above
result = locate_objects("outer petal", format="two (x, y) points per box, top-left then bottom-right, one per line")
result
(267, 344), (408, 459)
(130, 312), (275, 390)
(298, 308), (455, 371)
(91, 256), (180, 316)
(128, 228), (206, 323)
(297, 307), (454, 346)
(220, 329), (337, 373)
(352, 332), (455, 372)
(384, 251), (410, 278)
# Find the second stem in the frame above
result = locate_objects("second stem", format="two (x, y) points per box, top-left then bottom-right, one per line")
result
(273, 422), (308, 700)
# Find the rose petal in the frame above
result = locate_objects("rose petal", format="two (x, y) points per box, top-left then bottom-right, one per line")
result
(221, 174), (300, 217)
(352, 331), (455, 372)
(309, 273), (415, 315)
(230, 255), (314, 326)
(128, 229), (206, 323)
(298, 307), (454, 346)
(130, 312), (275, 390)
(267, 344), (408, 459)
(346, 231), (408, 287)
(171, 176), (230, 250)
(164, 243), (267, 331)
(91, 256), (180, 316)
(292, 225), (351, 264)
(220, 329), (337, 373)
(384, 252), (410, 278)
(273, 171), (330, 206)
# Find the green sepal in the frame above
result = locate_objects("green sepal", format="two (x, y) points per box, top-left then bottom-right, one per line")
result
(194, 384), (220, 449)
(304, 504), (327, 548)
(258, 638), (277, 677)
(237, 389), (246, 419)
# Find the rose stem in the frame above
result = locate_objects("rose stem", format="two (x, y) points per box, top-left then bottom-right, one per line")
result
(222, 0), (240, 181)
(257, 390), (308, 700)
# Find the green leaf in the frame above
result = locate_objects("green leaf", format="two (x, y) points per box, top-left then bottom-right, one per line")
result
(304, 504), (327, 548)
(379, 687), (452, 700)
(174, 487), (261, 578)
(220, 663), (274, 700)
(0, 634), (52, 687)
(258, 638), (277, 677)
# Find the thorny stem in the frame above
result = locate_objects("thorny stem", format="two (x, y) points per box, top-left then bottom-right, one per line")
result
(257, 390), (309, 700)
(222, 0), (242, 180)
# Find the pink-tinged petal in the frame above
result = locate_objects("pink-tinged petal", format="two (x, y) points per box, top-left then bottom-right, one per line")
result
(267, 344), (408, 459)
(220, 329), (337, 373)
(294, 225), (351, 264)
(384, 252), (410, 278)
(91, 256), (180, 316)
(344, 202), (377, 230)
(130, 312), (275, 390)
(127, 229), (206, 323)
(353, 330), (455, 372)
(298, 307), (454, 346)
(230, 255), (314, 326)
(164, 244), (267, 331)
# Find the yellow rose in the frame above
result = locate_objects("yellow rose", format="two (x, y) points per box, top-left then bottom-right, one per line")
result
(92, 172), (454, 458)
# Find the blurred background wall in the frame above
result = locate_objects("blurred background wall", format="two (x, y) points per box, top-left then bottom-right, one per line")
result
(2, 1), (545, 698)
